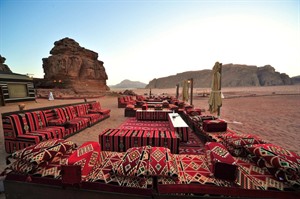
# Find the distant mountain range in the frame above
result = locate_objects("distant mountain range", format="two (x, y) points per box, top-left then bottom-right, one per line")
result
(146, 64), (299, 88)
(109, 79), (147, 88)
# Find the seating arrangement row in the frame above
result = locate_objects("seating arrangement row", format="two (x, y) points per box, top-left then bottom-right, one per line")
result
(181, 107), (300, 190)
(2, 101), (110, 153)
(3, 139), (299, 199)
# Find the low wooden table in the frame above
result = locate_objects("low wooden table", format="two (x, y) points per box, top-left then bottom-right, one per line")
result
(168, 113), (189, 142)
(136, 109), (172, 121)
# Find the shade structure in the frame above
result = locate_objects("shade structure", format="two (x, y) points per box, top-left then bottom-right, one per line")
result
(208, 62), (222, 117)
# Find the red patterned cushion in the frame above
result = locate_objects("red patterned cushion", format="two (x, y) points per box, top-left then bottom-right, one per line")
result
(48, 119), (66, 126)
(147, 147), (177, 177)
(114, 146), (178, 178)
(246, 144), (300, 179)
(68, 141), (101, 180)
(12, 139), (64, 161)
(203, 119), (227, 132)
(205, 142), (237, 181)
(187, 109), (201, 116)
(9, 159), (36, 174)
(228, 137), (264, 147)
(29, 140), (77, 165)
(114, 146), (149, 177)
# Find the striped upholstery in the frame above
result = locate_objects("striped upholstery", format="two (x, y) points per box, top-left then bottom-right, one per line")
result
(75, 104), (103, 125)
(2, 102), (109, 153)
(88, 101), (111, 115)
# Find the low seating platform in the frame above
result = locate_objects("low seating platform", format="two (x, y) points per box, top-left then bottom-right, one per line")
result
(99, 129), (180, 154)
(2, 101), (110, 153)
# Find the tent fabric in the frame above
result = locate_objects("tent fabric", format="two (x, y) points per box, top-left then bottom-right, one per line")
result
(208, 62), (222, 115)
(182, 80), (189, 102)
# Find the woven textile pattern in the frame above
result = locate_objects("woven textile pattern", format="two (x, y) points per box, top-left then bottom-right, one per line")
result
(67, 141), (101, 180)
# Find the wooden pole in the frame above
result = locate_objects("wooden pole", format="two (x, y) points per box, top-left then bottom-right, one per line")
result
(176, 84), (179, 99)
(190, 78), (193, 106)
(218, 64), (222, 118)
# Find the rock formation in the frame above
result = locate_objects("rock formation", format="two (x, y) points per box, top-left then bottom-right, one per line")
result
(0, 55), (12, 73)
(146, 64), (293, 88)
(42, 38), (109, 93)
(291, 76), (300, 84)
(110, 79), (147, 89)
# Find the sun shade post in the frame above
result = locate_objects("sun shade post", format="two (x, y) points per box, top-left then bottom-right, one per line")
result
(176, 84), (179, 99)
(218, 64), (222, 118)
(189, 78), (193, 106)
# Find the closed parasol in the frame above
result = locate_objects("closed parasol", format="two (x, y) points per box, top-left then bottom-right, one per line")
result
(208, 62), (222, 117)
(182, 80), (189, 102)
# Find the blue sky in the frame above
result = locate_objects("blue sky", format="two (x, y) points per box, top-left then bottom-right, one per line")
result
(1, 0), (299, 85)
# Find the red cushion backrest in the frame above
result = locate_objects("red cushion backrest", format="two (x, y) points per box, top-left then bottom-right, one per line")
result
(2, 114), (26, 139)
(75, 104), (88, 116)
(65, 106), (77, 120)
(89, 102), (101, 110)
(31, 111), (47, 130)
(119, 97), (125, 103)
(54, 108), (69, 122)
(42, 109), (57, 124)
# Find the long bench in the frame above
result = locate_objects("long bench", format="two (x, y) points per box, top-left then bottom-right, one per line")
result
(2, 101), (111, 153)
(99, 129), (180, 154)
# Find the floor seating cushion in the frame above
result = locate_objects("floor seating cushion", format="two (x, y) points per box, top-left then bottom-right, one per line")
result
(2, 112), (66, 153)
(245, 143), (300, 182)
(205, 142), (237, 181)
(118, 96), (136, 108)
(203, 119), (227, 132)
(99, 129), (180, 154)
(88, 101), (111, 115)
(74, 104), (103, 125)
(49, 106), (90, 134)
(67, 141), (101, 180)
(86, 151), (153, 189)
(219, 132), (266, 157)
(112, 146), (178, 178)
(6, 139), (77, 176)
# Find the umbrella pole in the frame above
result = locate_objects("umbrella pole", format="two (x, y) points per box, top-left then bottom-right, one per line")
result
(190, 78), (193, 106)
(176, 84), (179, 99)
(218, 64), (222, 118)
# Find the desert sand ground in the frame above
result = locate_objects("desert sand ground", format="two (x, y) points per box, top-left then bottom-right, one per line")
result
(0, 85), (300, 197)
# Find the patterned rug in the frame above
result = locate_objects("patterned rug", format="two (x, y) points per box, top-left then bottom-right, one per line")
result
(118, 118), (171, 131)
(118, 118), (205, 155)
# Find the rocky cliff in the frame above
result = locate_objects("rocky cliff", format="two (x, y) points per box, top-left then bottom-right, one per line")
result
(0, 55), (12, 73)
(292, 76), (300, 84)
(42, 37), (109, 93)
(146, 64), (293, 88)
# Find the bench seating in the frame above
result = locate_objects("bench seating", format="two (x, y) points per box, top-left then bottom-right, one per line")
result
(118, 96), (136, 108)
(2, 101), (110, 153)
(3, 140), (299, 198)
(99, 129), (180, 154)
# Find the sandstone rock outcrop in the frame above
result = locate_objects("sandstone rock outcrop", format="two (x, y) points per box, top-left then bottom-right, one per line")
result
(0, 55), (12, 73)
(42, 38), (109, 93)
(146, 64), (293, 88)
(110, 79), (147, 88)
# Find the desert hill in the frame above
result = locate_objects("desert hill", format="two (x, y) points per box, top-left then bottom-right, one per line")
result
(110, 79), (147, 88)
(291, 75), (300, 84)
(146, 64), (294, 88)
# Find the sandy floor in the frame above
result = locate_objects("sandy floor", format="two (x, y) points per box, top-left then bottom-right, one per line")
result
(0, 85), (300, 197)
